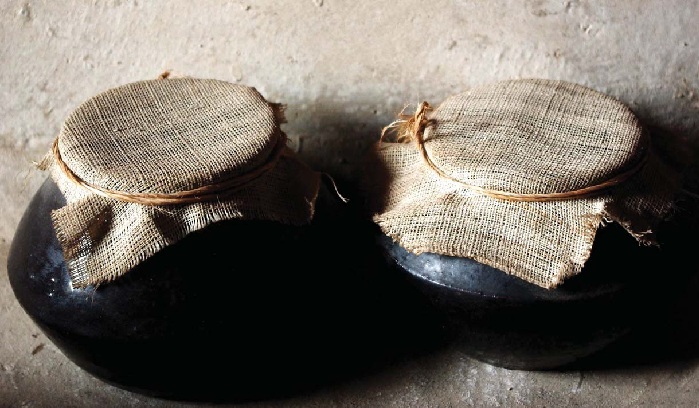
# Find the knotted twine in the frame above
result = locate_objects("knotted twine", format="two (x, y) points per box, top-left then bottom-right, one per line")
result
(40, 77), (320, 288)
(368, 79), (680, 288)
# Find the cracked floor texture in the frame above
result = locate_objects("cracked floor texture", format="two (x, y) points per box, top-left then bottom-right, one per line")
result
(2, 1), (698, 407)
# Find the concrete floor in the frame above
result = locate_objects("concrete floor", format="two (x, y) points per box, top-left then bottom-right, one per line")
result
(1, 1), (698, 406)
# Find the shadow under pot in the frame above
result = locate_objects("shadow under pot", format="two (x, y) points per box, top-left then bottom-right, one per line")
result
(367, 79), (686, 370)
(7, 78), (368, 401)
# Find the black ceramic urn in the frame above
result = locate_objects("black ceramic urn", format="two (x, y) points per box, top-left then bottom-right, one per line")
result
(6, 77), (448, 401)
(375, 218), (692, 370)
(8, 177), (446, 401)
(365, 79), (694, 370)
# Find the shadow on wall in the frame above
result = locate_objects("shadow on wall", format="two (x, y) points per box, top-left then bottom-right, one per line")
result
(281, 96), (418, 200)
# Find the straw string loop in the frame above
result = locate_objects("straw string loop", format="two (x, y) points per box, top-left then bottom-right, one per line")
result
(380, 101), (649, 202)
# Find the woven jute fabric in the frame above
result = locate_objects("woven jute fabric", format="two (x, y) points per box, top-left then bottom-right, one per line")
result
(368, 79), (679, 289)
(41, 77), (320, 288)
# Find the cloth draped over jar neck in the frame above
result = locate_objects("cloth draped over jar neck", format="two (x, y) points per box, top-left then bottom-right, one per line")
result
(40, 77), (320, 288)
(367, 79), (682, 289)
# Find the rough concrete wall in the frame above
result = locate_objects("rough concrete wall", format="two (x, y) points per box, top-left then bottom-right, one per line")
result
(1, 1), (698, 407)
(3, 1), (699, 183)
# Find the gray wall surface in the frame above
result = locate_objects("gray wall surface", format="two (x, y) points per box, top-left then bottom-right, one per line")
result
(1, 1), (698, 407)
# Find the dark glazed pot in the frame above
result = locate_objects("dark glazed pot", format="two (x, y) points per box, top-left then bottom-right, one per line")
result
(7, 178), (442, 401)
(376, 218), (692, 370)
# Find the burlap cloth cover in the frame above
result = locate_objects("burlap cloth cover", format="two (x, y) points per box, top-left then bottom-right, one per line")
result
(40, 77), (320, 288)
(369, 79), (679, 289)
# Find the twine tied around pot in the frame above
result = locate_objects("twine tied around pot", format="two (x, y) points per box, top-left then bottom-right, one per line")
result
(41, 77), (321, 288)
(50, 131), (290, 206)
(368, 79), (681, 288)
(380, 101), (650, 202)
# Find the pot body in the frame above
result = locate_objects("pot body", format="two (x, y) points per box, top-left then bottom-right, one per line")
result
(376, 220), (688, 370)
(8, 178), (439, 401)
